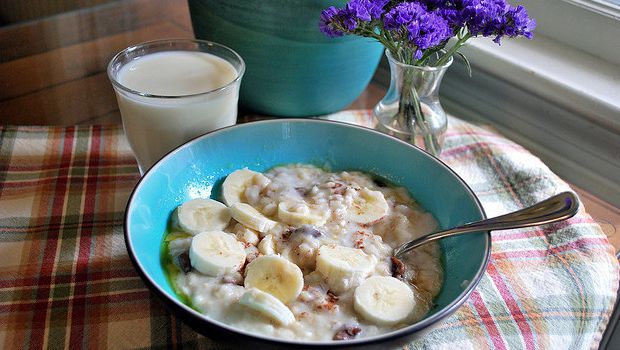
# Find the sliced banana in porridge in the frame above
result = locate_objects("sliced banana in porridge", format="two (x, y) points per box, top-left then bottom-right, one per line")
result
(354, 276), (416, 326)
(162, 164), (442, 341)
(230, 202), (277, 233)
(244, 255), (304, 304)
(176, 198), (231, 234)
(315, 245), (377, 294)
(189, 230), (246, 277)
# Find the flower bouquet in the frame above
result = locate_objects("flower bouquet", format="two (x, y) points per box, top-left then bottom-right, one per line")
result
(319, 0), (536, 156)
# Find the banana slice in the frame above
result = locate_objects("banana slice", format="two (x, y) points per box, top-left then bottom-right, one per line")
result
(222, 168), (270, 206)
(230, 202), (277, 233)
(277, 201), (328, 226)
(315, 245), (377, 294)
(234, 225), (260, 246)
(189, 230), (246, 276)
(177, 198), (231, 235)
(244, 255), (304, 304)
(346, 188), (389, 224)
(354, 276), (415, 326)
(239, 288), (295, 326)
(257, 234), (276, 255)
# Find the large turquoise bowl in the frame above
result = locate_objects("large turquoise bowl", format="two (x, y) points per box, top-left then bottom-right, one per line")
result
(188, 0), (384, 117)
(124, 119), (490, 349)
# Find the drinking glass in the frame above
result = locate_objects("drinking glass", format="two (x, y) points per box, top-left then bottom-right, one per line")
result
(108, 39), (245, 174)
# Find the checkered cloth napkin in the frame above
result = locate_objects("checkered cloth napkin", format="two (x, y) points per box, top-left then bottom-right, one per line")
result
(1, 111), (618, 349)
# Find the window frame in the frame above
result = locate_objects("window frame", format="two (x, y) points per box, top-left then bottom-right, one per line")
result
(516, 0), (620, 65)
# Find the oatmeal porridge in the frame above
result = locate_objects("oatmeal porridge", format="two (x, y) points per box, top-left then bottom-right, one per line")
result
(162, 164), (442, 341)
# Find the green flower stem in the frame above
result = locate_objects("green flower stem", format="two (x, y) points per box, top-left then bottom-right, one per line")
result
(418, 46), (443, 65)
(359, 27), (398, 54)
(434, 33), (471, 67)
(397, 67), (421, 150)
(397, 66), (416, 131)
(396, 62), (442, 156)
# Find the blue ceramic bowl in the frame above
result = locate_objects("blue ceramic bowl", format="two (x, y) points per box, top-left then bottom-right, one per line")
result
(125, 119), (490, 348)
(188, 0), (384, 117)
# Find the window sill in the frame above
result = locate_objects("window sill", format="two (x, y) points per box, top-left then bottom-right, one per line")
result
(438, 34), (620, 207)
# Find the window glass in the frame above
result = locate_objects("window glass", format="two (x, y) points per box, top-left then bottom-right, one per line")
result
(595, 0), (620, 7)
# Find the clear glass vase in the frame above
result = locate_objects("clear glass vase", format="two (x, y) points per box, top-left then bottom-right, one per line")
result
(373, 50), (453, 157)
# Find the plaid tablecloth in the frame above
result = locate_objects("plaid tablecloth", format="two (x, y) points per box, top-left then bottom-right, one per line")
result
(1, 111), (618, 349)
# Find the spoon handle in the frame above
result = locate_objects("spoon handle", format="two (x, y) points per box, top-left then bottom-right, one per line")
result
(393, 191), (579, 259)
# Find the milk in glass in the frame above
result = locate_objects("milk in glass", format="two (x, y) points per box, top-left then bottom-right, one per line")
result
(115, 51), (239, 172)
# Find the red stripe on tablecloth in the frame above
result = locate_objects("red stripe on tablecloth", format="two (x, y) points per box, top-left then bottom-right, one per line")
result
(0, 290), (151, 313)
(470, 291), (508, 350)
(70, 126), (101, 347)
(492, 237), (610, 260)
(29, 127), (74, 350)
(1, 174), (139, 188)
(540, 217), (596, 231)
(0, 125), (121, 133)
(3, 158), (136, 171)
(0, 269), (138, 289)
(486, 261), (536, 349)
(0, 218), (122, 233)
(443, 124), (524, 140)
(444, 129), (502, 138)
(492, 218), (597, 242)
(441, 142), (526, 158)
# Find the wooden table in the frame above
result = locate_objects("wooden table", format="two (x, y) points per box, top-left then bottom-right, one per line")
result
(0, 0), (617, 251)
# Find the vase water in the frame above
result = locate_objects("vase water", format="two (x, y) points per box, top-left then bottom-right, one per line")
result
(374, 50), (453, 157)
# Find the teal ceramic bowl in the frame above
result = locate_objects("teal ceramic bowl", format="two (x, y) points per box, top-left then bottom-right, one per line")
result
(188, 0), (384, 117)
(124, 119), (490, 348)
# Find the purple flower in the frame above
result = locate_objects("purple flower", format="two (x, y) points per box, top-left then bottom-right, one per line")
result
(461, 0), (536, 44)
(384, 3), (451, 59)
(319, 6), (345, 37)
(439, 0), (481, 28)
(420, 0), (447, 10)
(384, 3), (427, 30)
(503, 5), (536, 39)
(345, 0), (390, 21)
(367, 0), (390, 19)
(437, 8), (461, 29)
(465, 0), (507, 37)
(346, 0), (372, 22)
(319, 0), (390, 37)
(319, 0), (535, 64)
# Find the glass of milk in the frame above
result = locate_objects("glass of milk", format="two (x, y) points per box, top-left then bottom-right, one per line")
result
(107, 39), (245, 174)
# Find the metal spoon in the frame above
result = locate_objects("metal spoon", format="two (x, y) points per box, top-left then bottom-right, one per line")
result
(393, 191), (579, 259)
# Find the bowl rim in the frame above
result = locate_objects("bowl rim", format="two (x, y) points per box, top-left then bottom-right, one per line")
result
(124, 118), (491, 347)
